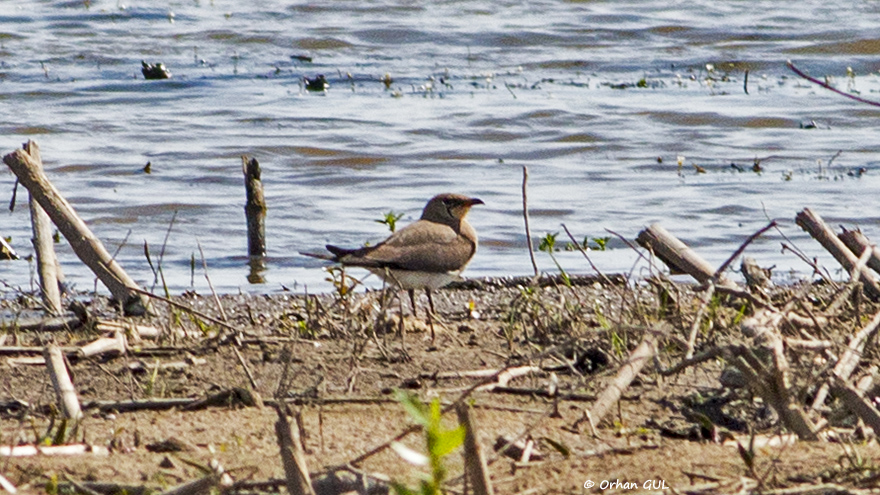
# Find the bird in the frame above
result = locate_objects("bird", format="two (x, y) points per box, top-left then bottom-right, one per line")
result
(303, 193), (484, 341)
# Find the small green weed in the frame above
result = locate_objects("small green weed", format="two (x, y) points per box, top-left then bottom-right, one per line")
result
(391, 391), (465, 495)
(324, 265), (360, 299)
(564, 235), (610, 252)
(538, 233), (571, 287)
(376, 210), (405, 232)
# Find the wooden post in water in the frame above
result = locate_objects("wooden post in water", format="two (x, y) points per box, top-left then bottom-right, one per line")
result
(242, 155), (267, 257)
(23, 141), (63, 314)
(3, 146), (147, 315)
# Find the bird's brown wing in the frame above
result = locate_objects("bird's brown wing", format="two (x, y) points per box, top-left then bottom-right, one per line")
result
(329, 220), (476, 273)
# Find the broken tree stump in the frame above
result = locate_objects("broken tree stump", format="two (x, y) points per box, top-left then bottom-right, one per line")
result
(795, 208), (880, 301)
(3, 146), (146, 315)
(636, 223), (737, 288)
(23, 141), (63, 314)
(243, 155), (267, 257)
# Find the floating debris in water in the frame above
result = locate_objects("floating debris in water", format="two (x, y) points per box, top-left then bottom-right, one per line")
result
(291, 54), (313, 63)
(304, 74), (328, 92)
(141, 61), (171, 80)
(381, 73), (393, 89)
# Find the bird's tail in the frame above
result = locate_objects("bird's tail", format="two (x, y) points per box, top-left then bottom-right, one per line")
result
(299, 250), (335, 261)
(300, 244), (356, 262)
(325, 244), (352, 259)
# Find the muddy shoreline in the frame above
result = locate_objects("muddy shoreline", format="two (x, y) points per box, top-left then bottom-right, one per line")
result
(2, 274), (880, 494)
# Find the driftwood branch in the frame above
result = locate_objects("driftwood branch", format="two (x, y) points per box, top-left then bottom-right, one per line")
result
(636, 224), (736, 288)
(0, 444), (108, 457)
(795, 208), (880, 300)
(23, 141), (63, 314)
(829, 376), (880, 432)
(838, 227), (880, 276)
(275, 405), (316, 495)
(78, 331), (127, 359)
(810, 307), (880, 411)
(44, 344), (82, 425)
(575, 323), (671, 432)
(3, 147), (146, 315)
(737, 311), (819, 441)
(456, 403), (495, 495)
(159, 474), (221, 495)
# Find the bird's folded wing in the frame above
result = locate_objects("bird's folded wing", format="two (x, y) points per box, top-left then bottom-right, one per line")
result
(352, 222), (475, 273)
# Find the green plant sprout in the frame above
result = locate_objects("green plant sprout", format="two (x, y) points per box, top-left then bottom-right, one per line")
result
(391, 390), (465, 495)
(538, 232), (571, 286)
(324, 265), (360, 299)
(376, 210), (405, 232)
(564, 235), (610, 252)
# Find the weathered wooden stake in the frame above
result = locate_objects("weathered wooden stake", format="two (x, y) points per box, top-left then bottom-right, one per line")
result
(23, 141), (63, 314)
(243, 155), (267, 257)
(3, 147), (146, 315)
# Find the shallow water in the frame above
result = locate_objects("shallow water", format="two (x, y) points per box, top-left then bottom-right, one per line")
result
(3, 0), (880, 295)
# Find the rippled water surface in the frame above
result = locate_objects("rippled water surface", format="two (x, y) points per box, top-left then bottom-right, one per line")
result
(4, 0), (880, 294)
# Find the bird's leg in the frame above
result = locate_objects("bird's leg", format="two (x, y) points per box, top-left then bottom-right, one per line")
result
(398, 290), (407, 356)
(426, 289), (436, 343)
(407, 288), (418, 319)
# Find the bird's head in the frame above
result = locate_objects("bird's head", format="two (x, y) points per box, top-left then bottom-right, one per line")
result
(422, 193), (484, 224)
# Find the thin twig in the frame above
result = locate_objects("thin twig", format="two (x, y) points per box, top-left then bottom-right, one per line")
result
(127, 285), (239, 334)
(826, 150), (843, 169)
(504, 82), (517, 99)
(232, 344), (260, 391)
(560, 224), (604, 278)
(342, 334), (590, 468)
(714, 221), (777, 278)
(151, 211), (178, 292)
(685, 283), (715, 360)
(198, 240), (228, 322)
(522, 166), (538, 277)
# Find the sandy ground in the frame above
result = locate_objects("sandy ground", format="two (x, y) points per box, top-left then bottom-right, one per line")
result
(2, 276), (880, 494)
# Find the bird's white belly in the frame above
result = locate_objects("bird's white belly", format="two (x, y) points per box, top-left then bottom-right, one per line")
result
(367, 268), (460, 290)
